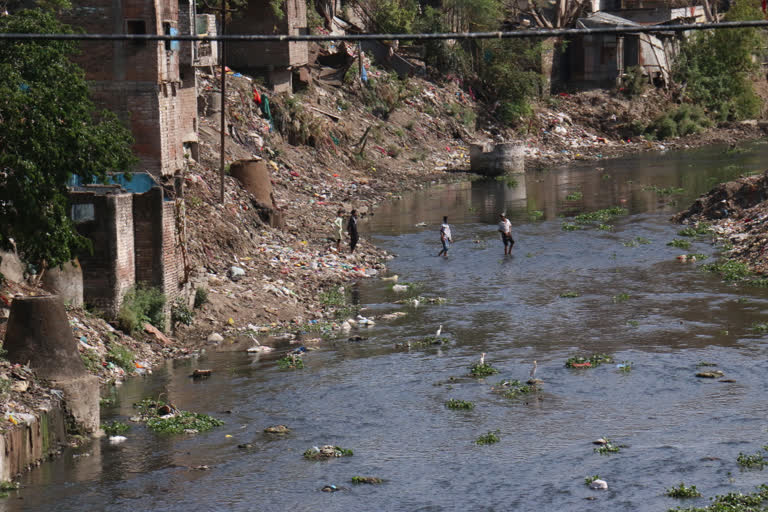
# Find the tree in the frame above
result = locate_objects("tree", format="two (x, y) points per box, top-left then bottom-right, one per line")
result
(0, 10), (136, 271)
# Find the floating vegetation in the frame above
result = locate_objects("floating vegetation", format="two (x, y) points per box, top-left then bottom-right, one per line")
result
(623, 237), (651, 247)
(751, 322), (768, 334)
(584, 475), (601, 486)
(598, 224), (614, 231)
(685, 253), (708, 261)
(672, 484), (768, 512)
(469, 362), (499, 378)
(351, 476), (383, 484)
(99, 397), (115, 407)
(562, 223), (580, 231)
(696, 361), (718, 367)
(666, 482), (702, 498)
(594, 437), (621, 455)
(565, 354), (613, 368)
(446, 399), (475, 410)
(529, 210), (544, 220)
(627, 320), (639, 327)
(496, 175), (518, 188)
(559, 290), (580, 298)
(394, 295), (447, 306)
(102, 420), (129, 436)
(642, 184), (685, 196)
(277, 354), (305, 369)
(395, 336), (450, 350)
(495, 379), (536, 399)
(613, 293), (630, 303)
(668, 239), (692, 250)
(696, 370), (724, 378)
(132, 398), (224, 435)
(678, 224), (712, 237)
(566, 191), (583, 201)
(303, 445), (354, 459)
(264, 425), (290, 434)
(475, 430), (500, 445)
(702, 260), (751, 282)
(573, 207), (628, 225)
(737, 448), (768, 469)
(0, 481), (19, 498)
(617, 361), (633, 373)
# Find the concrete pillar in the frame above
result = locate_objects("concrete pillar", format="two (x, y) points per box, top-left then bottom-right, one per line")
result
(42, 259), (84, 307)
(4, 296), (99, 434)
(229, 159), (285, 228)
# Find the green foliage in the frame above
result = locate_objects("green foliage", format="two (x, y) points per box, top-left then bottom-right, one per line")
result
(646, 105), (712, 140)
(194, 287), (208, 308)
(702, 259), (752, 282)
(565, 354), (613, 368)
(621, 66), (646, 98)
(446, 102), (477, 129)
(679, 223), (712, 237)
(565, 191), (583, 201)
(559, 290), (580, 298)
(101, 420), (129, 436)
(171, 298), (194, 326)
(116, 286), (166, 334)
(666, 482), (702, 498)
(497, 379), (535, 399)
(617, 361), (633, 373)
(351, 476), (383, 484)
(0, 10), (136, 268)
(622, 237), (651, 247)
(303, 446), (353, 459)
(277, 354), (304, 369)
(319, 287), (346, 306)
(668, 239), (692, 250)
(361, 73), (414, 120)
(594, 438), (621, 455)
(613, 293), (630, 303)
(306, 0), (324, 34)
(562, 223), (580, 231)
(80, 349), (101, 372)
(368, 0), (419, 33)
(469, 361), (499, 377)
(106, 343), (134, 372)
(476, 430), (500, 445)
(0, 480), (19, 498)
(668, 484), (768, 512)
(147, 411), (224, 434)
(737, 449), (768, 469)
(672, 0), (765, 121)
(446, 398), (475, 410)
(574, 207), (628, 225)
(585, 475), (600, 485)
(269, 0), (285, 19)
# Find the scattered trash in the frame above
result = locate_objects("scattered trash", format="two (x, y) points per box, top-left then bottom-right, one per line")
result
(589, 479), (609, 490)
(264, 425), (290, 434)
(207, 333), (224, 344)
(303, 445), (353, 459)
(392, 284), (409, 293)
(190, 369), (212, 379)
(108, 435), (127, 444)
(696, 370), (725, 378)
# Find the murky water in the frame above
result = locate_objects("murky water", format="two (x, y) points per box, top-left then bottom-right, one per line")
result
(7, 143), (768, 512)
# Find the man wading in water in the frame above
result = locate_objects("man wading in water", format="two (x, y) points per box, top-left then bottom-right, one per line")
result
(438, 216), (453, 257)
(347, 209), (359, 254)
(498, 213), (515, 255)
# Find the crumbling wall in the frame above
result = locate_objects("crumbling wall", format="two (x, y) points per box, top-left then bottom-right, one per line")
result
(0, 408), (68, 482)
(71, 192), (135, 316)
(470, 143), (525, 176)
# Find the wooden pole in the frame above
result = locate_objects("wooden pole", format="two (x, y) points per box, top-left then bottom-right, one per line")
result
(219, 0), (227, 203)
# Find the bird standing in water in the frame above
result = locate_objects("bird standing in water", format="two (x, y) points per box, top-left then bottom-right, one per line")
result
(530, 360), (538, 379)
(480, 352), (486, 366)
(436, 325), (442, 337)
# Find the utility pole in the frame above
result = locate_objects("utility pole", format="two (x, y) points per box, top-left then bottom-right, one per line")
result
(219, 0), (227, 204)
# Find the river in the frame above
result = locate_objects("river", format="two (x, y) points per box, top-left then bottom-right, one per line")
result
(5, 142), (768, 511)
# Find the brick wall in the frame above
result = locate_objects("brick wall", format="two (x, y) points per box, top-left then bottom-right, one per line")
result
(71, 192), (135, 316)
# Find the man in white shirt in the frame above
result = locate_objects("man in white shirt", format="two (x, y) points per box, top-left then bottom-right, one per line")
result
(438, 216), (453, 257)
(498, 213), (514, 255)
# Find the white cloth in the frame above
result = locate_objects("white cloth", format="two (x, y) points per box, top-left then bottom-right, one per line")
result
(440, 223), (452, 241)
(498, 218), (511, 235)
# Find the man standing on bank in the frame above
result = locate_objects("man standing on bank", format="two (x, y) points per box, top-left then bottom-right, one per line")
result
(348, 209), (359, 254)
(438, 216), (453, 257)
(498, 213), (515, 255)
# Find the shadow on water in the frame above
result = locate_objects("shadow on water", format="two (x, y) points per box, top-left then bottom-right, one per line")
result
(8, 142), (768, 512)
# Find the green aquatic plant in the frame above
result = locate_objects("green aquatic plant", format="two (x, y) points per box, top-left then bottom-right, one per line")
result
(613, 293), (630, 303)
(496, 175), (518, 188)
(565, 354), (613, 368)
(351, 476), (383, 484)
(562, 223), (580, 231)
(446, 398), (475, 410)
(529, 210), (544, 220)
(475, 430), (500, 445)
(146, 411), (224, 434)
(559, 290), (580, 298)
(598, 224), (614, 231)
(702, 260), (751, 282)
(594, 438), (621, 455)
(0, 481), (19, 498)
(751, 322), (768, 334)
(623, 237), (651, 247)
(642, 184), (685, 196)
(101, 420), (129, 436)
(617, 361), (633, 373)
(565, 191), (583, 201)
(585, 475), (600, 485)
(627, 320), (639, 327)
(497, 379), (536, 399)
(303, 446), (353, 459)
(665, 482), (702, 498)
(670, 484), (768, 512)
(469, 361), (499, 378)
(678, 224), (712, 237)
(667, 239), (692, 250)
(737, 449), (767, 469)
(574, 207), (628, 224)
(277, 354), (305, 369)
(685, 253), (708, 261)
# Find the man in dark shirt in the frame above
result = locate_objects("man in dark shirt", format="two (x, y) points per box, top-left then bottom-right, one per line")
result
(347, 209), (359, 254)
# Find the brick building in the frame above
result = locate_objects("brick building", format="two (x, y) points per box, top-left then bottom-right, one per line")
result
(61, 0), (199, 176)
(226, 0), (309, 92)
(70, 182), (185, 321)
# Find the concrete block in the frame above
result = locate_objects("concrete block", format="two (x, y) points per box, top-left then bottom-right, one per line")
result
(42, 259), (84, 307)
(0, 251), (24, 283)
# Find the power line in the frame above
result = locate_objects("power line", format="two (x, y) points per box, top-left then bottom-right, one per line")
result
(1, 19), (768, 42)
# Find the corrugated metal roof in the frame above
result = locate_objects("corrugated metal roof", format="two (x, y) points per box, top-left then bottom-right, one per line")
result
(577, 12), (642, 28)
